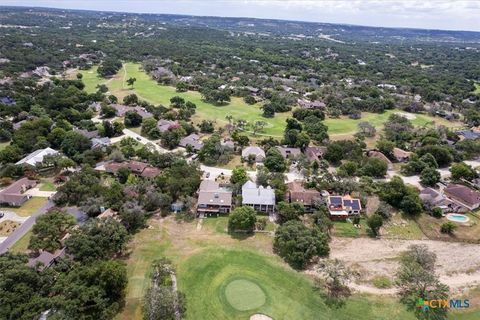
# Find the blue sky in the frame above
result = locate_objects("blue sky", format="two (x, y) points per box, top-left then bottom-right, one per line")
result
(2, 0), (480, 31)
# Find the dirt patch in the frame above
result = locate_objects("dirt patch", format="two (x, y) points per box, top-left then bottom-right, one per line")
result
(329, 237), (480, 292)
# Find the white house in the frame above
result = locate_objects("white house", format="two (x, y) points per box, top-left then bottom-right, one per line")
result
(15, 148), (60, 166)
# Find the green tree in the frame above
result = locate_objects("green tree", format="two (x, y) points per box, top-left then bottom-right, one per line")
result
(264, 147), (286, 172)
(230, 167), (248, 185)
(367, 213), (383, 237)
(360, 157), (388, 178)
(450, 162), (477, 181)
(124, 111), (143, 127)
(66, 218), (130, 263)
(440, 222), (457, 234)
(228, 206), (257, 233)
(276, 201), (305, 224)
(29, 211), (76, 253)
(126, 77), (136, 88)
(273, 220), (329, 270)
(420, 167), (441, 187)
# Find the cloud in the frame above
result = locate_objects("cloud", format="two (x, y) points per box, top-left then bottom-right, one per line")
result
(3, 0), (480, 31)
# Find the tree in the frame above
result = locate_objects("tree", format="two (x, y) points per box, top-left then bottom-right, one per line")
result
(376, 139), (395, 158)
(440, 222), (457, 234)
(315, 259), (353, 305)
(303, 116), (329, 143)
(262, 103), (275, 118)
(252, 120), (267, 136)
(80, 197), (105, 218)
(0, 253), (54, 320)
(66, 218), (130, 263)
(161, 127), (186, 149)
(337, 161), (358, 177)
(126, 77), (136, 88)
(53, 260), (128, 319)
(416, 145), (453, 167)
(141, 117), (159, 138)
(276, 201), (305, 224)
(359, 157), (388, 178)
(29, 210), (76, 253)
(176, 81), (188, 92)
(450, 162), (477, 181)
(199, 120), (215, 133)
(273, 220), (329, 270)
(120, 202), (147, 233)
(357, 121), (376, 137)
(228, 206), (257, 233)
(396, 245), (449, 320)
(124, 111), (143, 127)
(123, 93), (139, 105)
(367, 213), (383, 237)
(420, 167), (441, 187)
(60, 131), (92, 158)
(230, 167), (248, 185)
(264, 147), (286, 172)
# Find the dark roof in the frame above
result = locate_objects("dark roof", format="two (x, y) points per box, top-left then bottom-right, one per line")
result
(457, 130), (480, 140)
(344, 199), (361, 210)
(444, 184), (480, 207)
(0, 96), (16, 105)
(287, 181), (320, 206)
(0, 178), (37, 205)
(329, 196), (343, 206)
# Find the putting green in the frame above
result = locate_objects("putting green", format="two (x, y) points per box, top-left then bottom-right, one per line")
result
(224, 279), (266, 311)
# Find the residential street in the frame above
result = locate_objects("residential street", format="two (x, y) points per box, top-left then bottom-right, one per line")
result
(0, 200), (55, 254)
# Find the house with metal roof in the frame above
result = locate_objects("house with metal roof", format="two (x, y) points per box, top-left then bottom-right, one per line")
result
(15, 148), (60, 167)
(241, 181), (275, 213)
(327, 195), (361, 220)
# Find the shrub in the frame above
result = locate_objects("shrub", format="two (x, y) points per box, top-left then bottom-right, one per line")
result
(440, 222), (457, 234)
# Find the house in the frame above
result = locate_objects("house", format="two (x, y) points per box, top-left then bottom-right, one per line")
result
(297, 99), (326, 110)
(28, 248), (65, 271)
(241, 181), (275, 213)
(15, 148), (60, 166)
(276, 146), (302, 160)
(0, 178), (37, 206)
(304, 146), (326, 163)
(443, 184), (480, 210)
(13, 119), (27, 130)
(112, 104), (154, 118)
(103, 161), (160, 178)
(197, 180), (232, 216)
(419, 187), (465, 213)
(157, 119), (179, 133)
(97, 208), (119, 220)
(242, 146), (266, 163)
(91, 137), (111, 149)
(221, 138), (235, 150)
(245, 86), (260, 95)
(286, 181), (321, 212)
(327, 195), (362, 220)
(75, 128), (100, 139)
(179, 134), (203, 151)
(393, 147), (412, 162)
(367, 150), (393, 169)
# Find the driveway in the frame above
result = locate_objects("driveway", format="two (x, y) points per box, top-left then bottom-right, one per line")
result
(0, 200), (55, 254)
(24, 188), (56, 198)
(200, 165), (256, 181)
(0, 211), (29, 223)
(122, 128), (168, 153)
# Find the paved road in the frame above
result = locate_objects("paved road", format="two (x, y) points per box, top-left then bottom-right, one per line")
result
(121, 128), (168, 153)
(0, 200), (55, 254)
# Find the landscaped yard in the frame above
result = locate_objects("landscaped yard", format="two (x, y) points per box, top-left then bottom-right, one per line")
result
(474, 82), (480, 95)
(0, 141), (9, 151)
(0, 197), (47, 217)
(417, 212), (480, 241)
(9, 229), (32, 253)
(381, 213), (425, 240)
(332, 219), (369, 237)
(39, 180), (56, 191)
(0, 220), (21, 236)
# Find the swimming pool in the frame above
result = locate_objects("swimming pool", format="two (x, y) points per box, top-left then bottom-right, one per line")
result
(446, 214), (470, 223)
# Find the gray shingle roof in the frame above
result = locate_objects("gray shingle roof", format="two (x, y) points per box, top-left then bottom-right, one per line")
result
(242, 181), (275, 206)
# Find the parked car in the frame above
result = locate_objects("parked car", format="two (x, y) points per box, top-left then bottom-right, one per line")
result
(0, 212), (4, 219)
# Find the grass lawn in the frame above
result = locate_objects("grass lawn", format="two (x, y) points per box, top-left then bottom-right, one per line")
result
(417, 213), (480, 242)
(10, 229), (32, 253)
(77, 63), (289, 137)
(0, 141), (9, 151)
(39, 180), (56, 191)
(474, 82), (480, 95)
(0, 197), (47, 217)
(117, 216), (419, 320)
(332, 219), (369, 237)
(324, 109), (462, 136)
(382, 213), (425, 240)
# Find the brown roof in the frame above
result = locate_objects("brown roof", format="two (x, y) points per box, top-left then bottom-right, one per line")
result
(140, 167), (161, 178)
(444, 184), (480, 207)
(287, 181), (320, 206)
(28, 248), (65, 271)
(304, 146), (326, 162)
(0, 178), (37, 205)
(97, 208), (119, 220)
(367, 150), (392, 165)
(276, 146), (302, 159)
(393, 147), (412, 159)
(197, 190), (232, 207)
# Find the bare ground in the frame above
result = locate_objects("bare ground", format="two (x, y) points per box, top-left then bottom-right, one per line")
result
(329, 237), (480, 294)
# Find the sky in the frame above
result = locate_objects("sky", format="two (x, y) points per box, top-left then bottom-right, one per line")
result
(2, 0), (480, 32)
